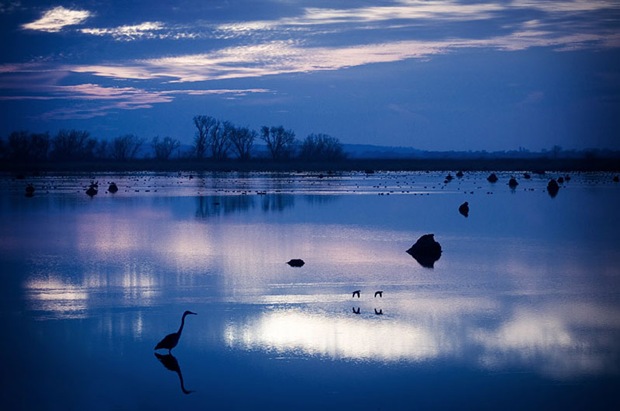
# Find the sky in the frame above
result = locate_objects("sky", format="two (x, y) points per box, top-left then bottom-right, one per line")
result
(1, 0), (619, 152)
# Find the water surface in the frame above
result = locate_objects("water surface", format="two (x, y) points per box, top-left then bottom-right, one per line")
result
(1, 171), (619, 410)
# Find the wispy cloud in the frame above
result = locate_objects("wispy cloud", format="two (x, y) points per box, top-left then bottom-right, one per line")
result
(21, 6), (91, 32)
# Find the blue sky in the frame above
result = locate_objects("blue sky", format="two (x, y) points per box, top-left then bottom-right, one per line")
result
(1, 0), (619, 151)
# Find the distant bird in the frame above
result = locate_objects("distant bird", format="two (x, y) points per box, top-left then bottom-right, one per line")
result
(108, 182), (118, 193)
(352, 307), (360, 314)
(374, 308), (383, 315)
(458, 201), (469, 217)
(352, 290), (361, 298)
(374, 291), (383, 298)
(154, 310), (197, 354)
(508, 177), (519, 188)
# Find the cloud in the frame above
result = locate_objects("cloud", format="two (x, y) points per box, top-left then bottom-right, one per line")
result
(80, 21), (165, 41)
(21, 6), (91, 32)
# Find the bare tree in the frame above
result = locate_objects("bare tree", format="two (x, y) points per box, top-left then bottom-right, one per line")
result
(300, 133), (345, 161)
(151, 136), (180, 161)
(111, 134), (144, 161)
(207, 121), (232, 160)
(193, 115), (217, 159)
(229, 125), (256, 160)
(50, 130), (96, 161)
(260, 125), (296, 160)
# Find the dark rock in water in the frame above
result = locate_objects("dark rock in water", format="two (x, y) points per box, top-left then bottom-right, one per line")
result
(406, 234), (442, 268)
(287, 259), (305, 267)
(487, 173), (498, 183)
(86, 181), (98, 197)
(547, 179), (560, 197)
(458, 201), (469, 217)
(108, 182), (118, 193)
(508, 177), (519, 188)
(25, 183), (35, 197)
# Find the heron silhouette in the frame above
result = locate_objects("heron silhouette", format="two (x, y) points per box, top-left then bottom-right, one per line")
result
(154, 310), (197, 353)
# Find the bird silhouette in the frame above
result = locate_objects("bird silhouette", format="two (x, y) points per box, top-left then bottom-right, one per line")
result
(352, 290), (361, 298)
(374, 291), (383, 298)
(352, 307), (361, 314)
(154, 310), (197, 354)
(374, 308), (383, 315)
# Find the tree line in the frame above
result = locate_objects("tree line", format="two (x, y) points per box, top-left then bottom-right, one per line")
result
(0, 115), (346, 164)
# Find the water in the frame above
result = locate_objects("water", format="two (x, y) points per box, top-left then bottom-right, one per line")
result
(1, 171), (619, 410)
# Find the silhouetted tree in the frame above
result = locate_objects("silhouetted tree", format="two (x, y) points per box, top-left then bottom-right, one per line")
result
(260, 125), (296, 160)
(299, 133), (345, 161)
(193, 115), (217, 159)
(7, 131), (31, 161)
(111, 134), (144, 161)
(94, 139), (109, 159)
(152, 136), (180, 161)
(209, 120), (232, 160)
(50, 129), (96, 161)
(229, 125), (256, 160)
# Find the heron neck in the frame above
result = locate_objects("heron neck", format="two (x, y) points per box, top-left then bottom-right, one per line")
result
(177, 314), (187, 335)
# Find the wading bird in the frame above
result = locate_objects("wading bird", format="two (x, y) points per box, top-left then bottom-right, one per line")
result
(352, 290), (361, 298)
(154, 310), (197, 354)
(374, 291), (383, 298)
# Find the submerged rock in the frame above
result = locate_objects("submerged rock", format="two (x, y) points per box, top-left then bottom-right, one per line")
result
(547, 179), (560, 197)
(406, 234), (442, 268)
(86, 181), (98, 197)
(508, 177), (519, 188)
(487, 173), (498, 183)
(458, 201), (469, 217)
(25, 183), (35, 197)
(287, 259), (305, 267)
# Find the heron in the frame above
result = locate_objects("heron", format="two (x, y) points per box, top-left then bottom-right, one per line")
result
(352, 290), (361, 298)
(154, 310), (197, 354)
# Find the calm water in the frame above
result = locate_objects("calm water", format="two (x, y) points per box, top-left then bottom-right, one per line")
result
(1, 171), (619, 410)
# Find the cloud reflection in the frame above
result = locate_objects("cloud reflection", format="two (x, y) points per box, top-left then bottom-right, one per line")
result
(223, 295), (620, 379)
(224, 309), (443, 362)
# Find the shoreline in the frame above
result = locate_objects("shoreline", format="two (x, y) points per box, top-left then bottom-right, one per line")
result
(1, 157), (619, 173)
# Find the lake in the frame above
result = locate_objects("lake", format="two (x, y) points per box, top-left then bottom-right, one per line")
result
(1, 170), (619, 410)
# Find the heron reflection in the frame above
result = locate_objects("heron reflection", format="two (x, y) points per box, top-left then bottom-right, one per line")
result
(154, 353), (194, 395)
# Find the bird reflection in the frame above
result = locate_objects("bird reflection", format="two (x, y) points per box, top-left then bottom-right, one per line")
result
(374, 308), (383, 315)
(154, 353), (194, 395)
(352, 307), (361, 314)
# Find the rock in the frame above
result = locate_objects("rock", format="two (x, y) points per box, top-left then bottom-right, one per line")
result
(86, 181), (98, 197)
(406, 234), (442, 268)
(108, 182), (119, 193)
(508, 177), (519, 188)
(547, 179), (560, 197)
(287, 259), (305, 267)
(487, 173), (498, 183)
(25, 183), (35, 197)
(458, 201), (469, 217)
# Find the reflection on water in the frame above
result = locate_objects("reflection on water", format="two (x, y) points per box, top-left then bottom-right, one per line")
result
(155, 353), (194, 394)
(1, 171), (620, 408)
